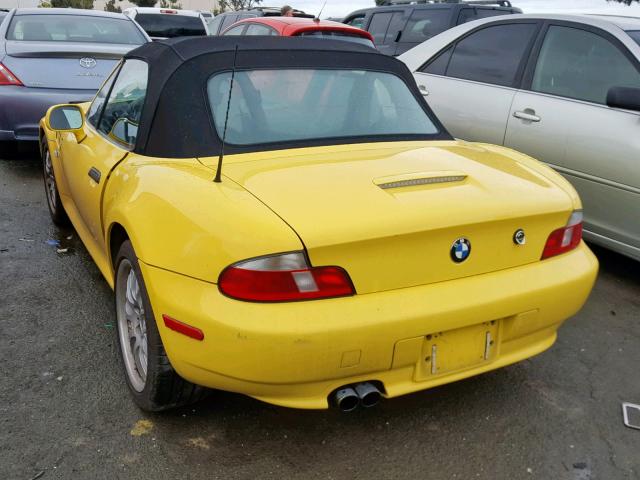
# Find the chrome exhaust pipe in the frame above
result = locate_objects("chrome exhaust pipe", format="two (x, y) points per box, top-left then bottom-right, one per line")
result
(354, 382), (381, 408)
(334, 387), (359, 412)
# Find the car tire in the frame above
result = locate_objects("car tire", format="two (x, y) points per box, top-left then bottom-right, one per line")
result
(114, 240), (205, 411)
(41, 138), (69, 226)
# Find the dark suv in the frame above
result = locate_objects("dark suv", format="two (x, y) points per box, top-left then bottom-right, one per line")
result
(342, 0), (521, 56)
(208, 7), (314, 35)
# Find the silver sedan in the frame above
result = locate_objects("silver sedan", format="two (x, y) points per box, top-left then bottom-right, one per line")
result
(0, 8), (149, 152)
(400, 14), (640, 261)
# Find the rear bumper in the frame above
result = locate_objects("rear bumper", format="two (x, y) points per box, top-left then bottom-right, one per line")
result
(139, 243), (598, 409)
(0, 86), (95, 142)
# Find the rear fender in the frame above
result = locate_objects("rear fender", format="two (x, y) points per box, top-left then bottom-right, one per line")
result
(102, 156), (303, 284)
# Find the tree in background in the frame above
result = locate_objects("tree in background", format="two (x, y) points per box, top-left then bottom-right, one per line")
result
(128, 0), (157, 7)
(218, 0), (262, 12)
(608, 0), (639, 4)
(159, 0), (182, 8)
(104, 0), (122, 12)
(50, 0), (94, 8)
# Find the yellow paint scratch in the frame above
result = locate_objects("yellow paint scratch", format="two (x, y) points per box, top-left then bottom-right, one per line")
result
(187, 437), (210, 450)
(130, 419), (154, 436)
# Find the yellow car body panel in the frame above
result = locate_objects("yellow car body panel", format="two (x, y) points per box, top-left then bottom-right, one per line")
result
(199, 141), (583, 293)
(41, 110), (598, 409)
(140, 243), (596, 409)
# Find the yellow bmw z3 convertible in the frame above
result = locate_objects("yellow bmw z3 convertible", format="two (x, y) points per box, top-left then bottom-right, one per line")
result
(40, 37), (598, 412)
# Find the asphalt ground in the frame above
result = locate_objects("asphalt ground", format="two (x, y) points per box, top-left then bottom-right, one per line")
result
(1, 149), (639, 480)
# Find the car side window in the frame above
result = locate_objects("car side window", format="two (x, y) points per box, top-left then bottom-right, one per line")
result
(223, 24), (245, 36)
(86, 65), (120, 128)
(368, 12), (394, 44)
(457, 8), (511, 25)
(445, 23), (537, 87)
(531, 25), (640, 104)
(97, 59), (148, 148)
(420, 46), (453, 76)
(401, 8), (450, 44)
(208, 16), (224, 35)
(345, 14), (365, 29)
(245, 24), (277, 36)
(220, 15), (238, 32)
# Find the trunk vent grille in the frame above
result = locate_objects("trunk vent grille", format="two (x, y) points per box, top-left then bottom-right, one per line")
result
(377, 175), (467, 190)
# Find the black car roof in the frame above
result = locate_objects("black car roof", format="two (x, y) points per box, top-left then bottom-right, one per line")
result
(126, 34), (375, 63)
(345, 2), (517, 17)
(124, 36), (450, 158)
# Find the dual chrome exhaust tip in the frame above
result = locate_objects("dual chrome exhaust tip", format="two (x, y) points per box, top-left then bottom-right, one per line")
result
(333, 382), (382, 412)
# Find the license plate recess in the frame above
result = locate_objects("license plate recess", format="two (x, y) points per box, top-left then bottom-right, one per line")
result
(416, 320), (501, 380)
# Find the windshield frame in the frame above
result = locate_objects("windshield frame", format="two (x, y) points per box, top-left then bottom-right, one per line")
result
(6, 14), (147, 45)
(205, 66), (444, 150)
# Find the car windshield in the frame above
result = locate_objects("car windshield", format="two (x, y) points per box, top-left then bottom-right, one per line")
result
(628, 30), (640, 46)
(6, 14), (145, 44)
(134, 13), (206, 37)
(207, 68), (438, 146)
(296, 30), (374, 48)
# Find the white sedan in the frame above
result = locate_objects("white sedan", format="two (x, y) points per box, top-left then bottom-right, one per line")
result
(400, 14), (640, 261)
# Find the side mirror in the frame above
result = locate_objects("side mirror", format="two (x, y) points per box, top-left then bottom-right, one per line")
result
(46, 104), (86, 142)
(606, 86), (640, 112)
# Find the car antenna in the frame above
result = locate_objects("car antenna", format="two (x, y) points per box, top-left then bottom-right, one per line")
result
(315, 0), (328, 22)
(214, 44), (239, 183)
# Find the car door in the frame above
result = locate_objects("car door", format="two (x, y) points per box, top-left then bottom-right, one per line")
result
(413, 21), (540, 145)
(505, 23), (640, 257)
(60, 59), (148, 252)
(366, 10), (404, 56)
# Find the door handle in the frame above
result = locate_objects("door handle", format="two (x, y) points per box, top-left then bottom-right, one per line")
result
(395, 30), (402, 42)
(419, 84), (429, 96)
(513, 110), (541, 122)
(88, 167), (101, 184)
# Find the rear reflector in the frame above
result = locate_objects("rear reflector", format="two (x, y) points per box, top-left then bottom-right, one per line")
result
(541, 211), (583, 260)
(162, 314), (204, 341)
(219, 252), (355, 302)
(0, 63), (23, 86)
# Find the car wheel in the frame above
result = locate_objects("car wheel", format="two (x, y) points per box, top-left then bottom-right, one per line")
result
(114, 240), (205, 411)
(41, 139), (69, 226)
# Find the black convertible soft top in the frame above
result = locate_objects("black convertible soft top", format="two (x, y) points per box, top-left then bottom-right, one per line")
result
(125, 36), (451, 158)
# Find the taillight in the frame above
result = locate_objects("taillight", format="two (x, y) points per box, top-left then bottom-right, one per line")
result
(541, 211), (583, 260)
(218, 252), (355, 302)
(0, 63), (22, 86)
(160, 9), (177, 13)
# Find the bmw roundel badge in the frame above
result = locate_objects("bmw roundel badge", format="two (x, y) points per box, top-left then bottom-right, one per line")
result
(451, 238), (471, 263)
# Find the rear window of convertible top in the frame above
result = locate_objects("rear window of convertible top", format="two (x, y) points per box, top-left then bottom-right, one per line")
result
(207, 68), (439, 146)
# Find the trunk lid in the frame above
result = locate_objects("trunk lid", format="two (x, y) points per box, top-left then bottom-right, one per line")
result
(3, 41), (128, 89)
(200, 141), (575, 294)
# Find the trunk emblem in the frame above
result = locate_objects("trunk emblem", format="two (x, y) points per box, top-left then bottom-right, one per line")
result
(79, 57), (97, 69)
(513, 229), (526, 246)
(451, 238), (471, 263)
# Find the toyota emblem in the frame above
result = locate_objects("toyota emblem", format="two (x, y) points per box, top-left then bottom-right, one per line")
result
(79, 57), (97, 69)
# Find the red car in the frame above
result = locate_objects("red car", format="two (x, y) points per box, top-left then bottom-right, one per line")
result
(220, 17), (375, 48)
